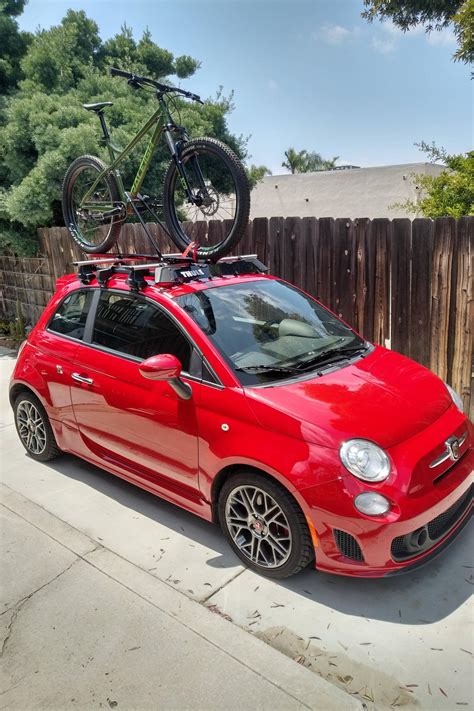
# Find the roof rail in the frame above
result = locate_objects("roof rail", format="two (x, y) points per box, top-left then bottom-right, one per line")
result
(72, 253), (268, 291)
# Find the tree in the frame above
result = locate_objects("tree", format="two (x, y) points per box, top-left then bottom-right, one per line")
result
(0, 9), (256, 254)
(247, 164), (272, 187)
(305, 151), (339, 171)
(282, 148), (308, 174)
(282, 147), (339, 173)
(0, 0), (32, 94)
(362, 0), (473, 64)
(394, 142), (474, 217)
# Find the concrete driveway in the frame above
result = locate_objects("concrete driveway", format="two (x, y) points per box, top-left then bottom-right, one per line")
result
(1, 354), (473, 709)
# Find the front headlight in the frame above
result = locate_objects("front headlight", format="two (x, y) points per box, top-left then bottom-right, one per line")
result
(340, 439), (390, 482)
(446, 383), (464, 413)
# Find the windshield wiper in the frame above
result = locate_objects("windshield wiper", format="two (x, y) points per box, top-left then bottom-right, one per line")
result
(235, 343), (369, 377)
(235, 364), (300, 375)
(291, 343), (369, 372)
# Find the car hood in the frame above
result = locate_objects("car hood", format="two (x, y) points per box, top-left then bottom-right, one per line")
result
(244, 346), (452, 450)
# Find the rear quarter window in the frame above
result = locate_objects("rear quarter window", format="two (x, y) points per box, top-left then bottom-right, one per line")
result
(48, 290), (93, 341)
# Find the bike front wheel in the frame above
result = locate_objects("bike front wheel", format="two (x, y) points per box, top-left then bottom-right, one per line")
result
(163, 137), (250, 261)
(62, 155), (123, 254)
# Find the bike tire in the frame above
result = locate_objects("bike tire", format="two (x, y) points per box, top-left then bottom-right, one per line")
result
(162, 137), (250, 261)
(62, 155), (122, 254)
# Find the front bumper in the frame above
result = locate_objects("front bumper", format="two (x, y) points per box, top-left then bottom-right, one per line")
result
(302, 444), (473, 578)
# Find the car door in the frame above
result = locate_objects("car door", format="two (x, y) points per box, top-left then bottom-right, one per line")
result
(70, 289), (201, 504)
(33, 289), (95, 429)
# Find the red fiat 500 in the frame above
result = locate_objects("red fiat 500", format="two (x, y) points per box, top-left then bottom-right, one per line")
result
(9, 257), (473, 578)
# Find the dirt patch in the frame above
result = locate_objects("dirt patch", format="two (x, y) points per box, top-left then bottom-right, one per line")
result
(256, 625), (418, 709)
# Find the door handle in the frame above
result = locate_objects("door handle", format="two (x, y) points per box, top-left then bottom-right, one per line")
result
(72, 372), (94, 386)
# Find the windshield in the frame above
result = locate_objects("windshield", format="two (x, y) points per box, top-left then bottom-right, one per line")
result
(175, 279), (366, 386)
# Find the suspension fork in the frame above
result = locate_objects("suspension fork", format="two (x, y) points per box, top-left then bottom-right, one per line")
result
(165, 127), (208, 204)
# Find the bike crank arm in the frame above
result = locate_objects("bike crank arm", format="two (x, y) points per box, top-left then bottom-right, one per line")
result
(76, 202), (126, 224)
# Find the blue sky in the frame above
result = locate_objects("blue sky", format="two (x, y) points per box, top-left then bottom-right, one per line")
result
(18, 0), (472, 174)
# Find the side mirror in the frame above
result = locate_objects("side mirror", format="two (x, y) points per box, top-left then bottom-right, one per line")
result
(139, 354), (192, 400)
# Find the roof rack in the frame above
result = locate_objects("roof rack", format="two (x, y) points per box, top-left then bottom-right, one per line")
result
(72, 253), (268, 292)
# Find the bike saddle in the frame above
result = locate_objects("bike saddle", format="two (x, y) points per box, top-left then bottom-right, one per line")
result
(82, 102), (113, 112)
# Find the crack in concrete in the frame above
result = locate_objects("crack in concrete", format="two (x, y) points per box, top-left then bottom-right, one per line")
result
(199, 568), (246, 604)
(0, 556), (83, 658)
(0, 671), (31, 697)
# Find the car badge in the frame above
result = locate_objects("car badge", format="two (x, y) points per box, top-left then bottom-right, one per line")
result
(429, 432), (467, 468)
(446, 437), (461, 461)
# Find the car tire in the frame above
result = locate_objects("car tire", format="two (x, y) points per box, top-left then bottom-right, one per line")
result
(13, 392), (62, 462)
(218, 472), (314, 579)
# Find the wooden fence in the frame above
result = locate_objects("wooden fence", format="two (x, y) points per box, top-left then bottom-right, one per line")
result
(0, 216), (472, 417)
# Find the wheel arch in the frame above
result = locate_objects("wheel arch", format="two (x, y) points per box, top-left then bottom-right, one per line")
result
(9, 382), (41, 409)
(210, 463), (306, 525)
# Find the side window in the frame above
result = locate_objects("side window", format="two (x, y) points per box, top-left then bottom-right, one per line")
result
(92, 292), (192, 369)
(48, 290), (93, 340)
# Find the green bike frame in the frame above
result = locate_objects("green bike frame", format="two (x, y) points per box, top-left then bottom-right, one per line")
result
(80, 98), (183, 208)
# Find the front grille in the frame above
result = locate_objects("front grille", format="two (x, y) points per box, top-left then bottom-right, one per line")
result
(334, 529), (364, 562)
(391, 486), (473, 561)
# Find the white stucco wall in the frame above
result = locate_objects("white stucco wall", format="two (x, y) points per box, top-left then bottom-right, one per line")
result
(249, 163), (445, 219)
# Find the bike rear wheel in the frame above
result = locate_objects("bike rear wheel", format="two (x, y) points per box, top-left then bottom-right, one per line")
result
(62, 155), (123, 253)
(163, 137), (250, 261)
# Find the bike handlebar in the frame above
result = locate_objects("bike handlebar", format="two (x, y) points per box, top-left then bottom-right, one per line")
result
(109, 67), (204, 103)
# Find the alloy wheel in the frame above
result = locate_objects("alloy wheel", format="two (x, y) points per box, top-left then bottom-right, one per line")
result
(224, 485), (293, 568)
(16, 400), (47, 455)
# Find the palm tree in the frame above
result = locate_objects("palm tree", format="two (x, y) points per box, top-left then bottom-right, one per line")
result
(282, 148), (309, 174)
(306, 152), (339, 171)
(282, 148), (339, 173)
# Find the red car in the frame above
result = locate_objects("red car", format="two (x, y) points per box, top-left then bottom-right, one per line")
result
(9, 255), (473, 578)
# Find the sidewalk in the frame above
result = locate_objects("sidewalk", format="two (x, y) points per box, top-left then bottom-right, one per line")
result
(0, 485), (360, 710)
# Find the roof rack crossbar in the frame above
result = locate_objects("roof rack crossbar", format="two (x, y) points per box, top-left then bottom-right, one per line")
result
(74, 252), (268, 290)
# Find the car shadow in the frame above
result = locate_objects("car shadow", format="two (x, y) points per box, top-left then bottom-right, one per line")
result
(44, 452), (473, 625)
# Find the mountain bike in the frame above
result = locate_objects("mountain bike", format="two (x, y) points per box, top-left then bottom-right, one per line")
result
(62, 67), (250, 261)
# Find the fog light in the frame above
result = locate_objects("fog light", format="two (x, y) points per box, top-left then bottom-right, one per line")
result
(354, 492), (390, 516)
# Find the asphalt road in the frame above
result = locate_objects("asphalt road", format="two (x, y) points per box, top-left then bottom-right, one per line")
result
(1, 353), (472, 709)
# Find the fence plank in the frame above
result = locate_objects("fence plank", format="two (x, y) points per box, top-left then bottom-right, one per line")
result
(252, 217), (268, 264)
(410, 219), (434, 367)
(331, 219), (356, 327)
(430, 217), (455, 380)
(390, 219), (412, 354)
(268, 217), (285, 278)
(450, 217), (473, 418)
(282, 216), (301, 285)
(316, 218), (333, 309)
(354, 218), (375, 341)
(372, 218), (391, 347)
